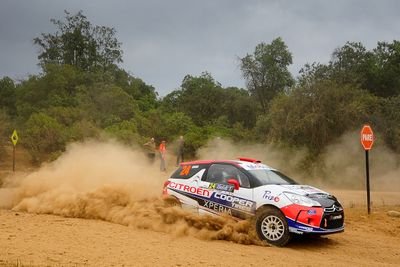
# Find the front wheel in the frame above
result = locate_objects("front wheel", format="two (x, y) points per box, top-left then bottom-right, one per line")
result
(255, 206), (291, 247)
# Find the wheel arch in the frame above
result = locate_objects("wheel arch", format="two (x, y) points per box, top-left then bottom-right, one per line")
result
(256, 204), (283, 215)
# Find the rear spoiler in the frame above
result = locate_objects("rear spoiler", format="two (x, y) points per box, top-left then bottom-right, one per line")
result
(238, 157), (261, 163)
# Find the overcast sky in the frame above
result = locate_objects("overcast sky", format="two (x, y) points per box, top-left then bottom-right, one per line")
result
(1, 0), (399, 96)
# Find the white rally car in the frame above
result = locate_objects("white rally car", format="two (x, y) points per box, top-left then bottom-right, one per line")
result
(162, 158), (344, 246)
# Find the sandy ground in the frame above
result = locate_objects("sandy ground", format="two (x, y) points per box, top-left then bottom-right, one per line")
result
(1, 191), (400, 267)
(1, 143), (399, 266)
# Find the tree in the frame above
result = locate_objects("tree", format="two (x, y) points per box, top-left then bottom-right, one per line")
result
(23, 112), (66, 162)
(298, 63), (333, 88)
(240, 37), (294, 112)
(375, 95), (400, 152)
(369, 41), (400, 97)
(104, 120), (140, 145)
(34, 10), (122, 71)
(220, 87), (257, 128)
(266, 80), (378, 154)
(76, 83), (139, 127)
(330, 42), (372, 85)
(112, 69), (158, 112)
(0, 77), (16, 116)
(0, 109), (12, 159)
(308, 41), (400, 98)
(15, 64), (83, 121)
(171, 72), (225, 126)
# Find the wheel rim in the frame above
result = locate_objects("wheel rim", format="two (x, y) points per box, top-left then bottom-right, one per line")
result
(261, 215), (285, 241)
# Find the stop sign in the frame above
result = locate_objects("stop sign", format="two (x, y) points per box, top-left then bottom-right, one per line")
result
(360, 125), (374, 150)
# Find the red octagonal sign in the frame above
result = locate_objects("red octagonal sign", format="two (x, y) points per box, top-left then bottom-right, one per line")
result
(361, 125), (374, 150)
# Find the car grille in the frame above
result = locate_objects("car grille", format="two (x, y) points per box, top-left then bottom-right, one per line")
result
(320, 209), (344, 229)
(324, 204), (343, 213)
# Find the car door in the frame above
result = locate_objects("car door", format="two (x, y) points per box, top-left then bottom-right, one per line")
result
(198, 163), (255, 219)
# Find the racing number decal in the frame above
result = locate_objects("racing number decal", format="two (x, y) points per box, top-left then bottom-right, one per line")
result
(180, 165), (192, 176)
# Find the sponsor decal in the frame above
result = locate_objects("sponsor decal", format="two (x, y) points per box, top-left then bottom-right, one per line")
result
(203, 201), (232, 215)
(307, 209), (317, 215)
(262, 191), (280, 202)
(168, 182), (210, 197)
(298, 225), (313, 231)
(214, 193), (255, 212)
(331, 214), (343, 220)
(208, 183), (235, 193)
(240, 163), (269, 170)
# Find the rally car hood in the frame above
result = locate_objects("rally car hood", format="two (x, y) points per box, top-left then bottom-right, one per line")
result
(278, 184), (339, 208)
(279, 184), (329, 196)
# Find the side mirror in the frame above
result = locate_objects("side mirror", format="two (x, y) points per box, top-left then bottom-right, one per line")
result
(227, 178), (240, 190)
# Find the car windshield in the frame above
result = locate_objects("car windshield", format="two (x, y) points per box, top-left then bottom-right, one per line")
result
(249, 169), (297, 185)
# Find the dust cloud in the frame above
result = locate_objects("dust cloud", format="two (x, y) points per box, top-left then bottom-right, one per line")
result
(318, 131), (400, 191)
(198, 133), (400, 191)
(0, 132), (398, 244)
(0, 140), (261, 245)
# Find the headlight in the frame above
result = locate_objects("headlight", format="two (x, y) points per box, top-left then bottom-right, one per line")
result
(283, 192), (321, 207)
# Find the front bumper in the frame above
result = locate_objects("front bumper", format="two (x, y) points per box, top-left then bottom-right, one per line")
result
(281, 204), (344, 235)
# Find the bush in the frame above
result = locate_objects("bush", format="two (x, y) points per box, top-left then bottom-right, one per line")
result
(23, 112), (66, 163)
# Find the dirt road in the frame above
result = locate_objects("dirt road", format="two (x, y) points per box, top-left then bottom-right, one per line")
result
(1, 199), (400, 266)
(1, 142), (399, 266)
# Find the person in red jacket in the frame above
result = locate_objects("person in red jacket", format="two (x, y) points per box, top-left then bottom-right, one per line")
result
(159, 140), (167, 172)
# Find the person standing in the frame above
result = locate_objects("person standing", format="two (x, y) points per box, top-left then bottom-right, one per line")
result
(143, 137), (156, 162)
(176, 135), (184, 166)
(159, 140), (167, 172)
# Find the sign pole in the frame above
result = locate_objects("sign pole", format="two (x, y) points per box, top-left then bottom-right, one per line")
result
(13, 145), (16, 172)
(10, 129), (19, 172)
(365, 150), (370, 214)
(360, 124), (374, 215)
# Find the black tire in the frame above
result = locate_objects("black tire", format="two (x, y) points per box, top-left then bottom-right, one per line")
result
(255, 206), (291, 247)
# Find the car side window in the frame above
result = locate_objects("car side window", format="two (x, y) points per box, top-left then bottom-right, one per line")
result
(205, 164), (227, 184)
(236, 170), (250, 188)
(206, 164), (250, 188)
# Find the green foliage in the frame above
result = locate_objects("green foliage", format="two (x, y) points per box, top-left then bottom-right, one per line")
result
(240, 37), (294, 112)
(76, 83), (139, 127)
(375, 96), (400, 152)
(67, 119), (99, 142)
(301, 41), (400, 98)
(0, 110), (12, 159)
(368, 41), (400, 97)
(177, 72), (224, 126)
(159, 112), (195, 138)
(111, 69), (158, 111)
(15, 64), (83, 121)
(0, 77), (16, 116)
(104, 120), (140, 144)
(34, 10), (122, 71)
(220, 87), (258, 128)
(5, 11), (400, 167)
(23, 113), (66, 163)
(161, 73), (257, 129)
(265, 80), (378, 154)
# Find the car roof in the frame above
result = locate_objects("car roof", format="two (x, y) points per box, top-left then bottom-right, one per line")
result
(180, 158), (275, 170)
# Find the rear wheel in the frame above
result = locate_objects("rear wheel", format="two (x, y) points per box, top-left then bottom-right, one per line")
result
(255, 206), (291, 247)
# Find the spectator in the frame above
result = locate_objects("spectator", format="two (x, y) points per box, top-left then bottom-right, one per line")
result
(143, 137), (156, 162)
(159, 140), (167, 172)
